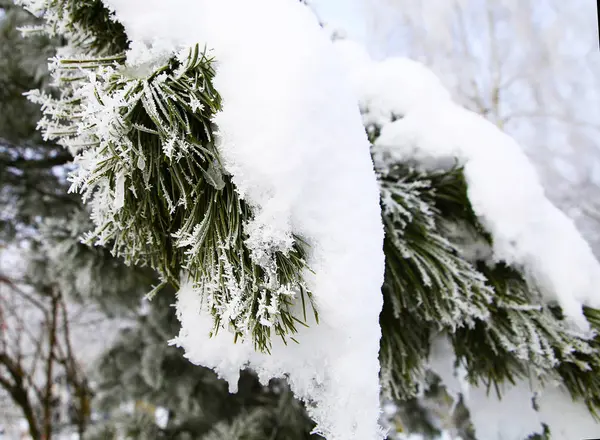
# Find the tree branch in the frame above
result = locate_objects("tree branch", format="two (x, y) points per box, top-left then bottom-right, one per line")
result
(58, 295), (92, 437)
(3, 153), (74, 170)
(0, 352), (41, 440)
(42, 291), (59, 440)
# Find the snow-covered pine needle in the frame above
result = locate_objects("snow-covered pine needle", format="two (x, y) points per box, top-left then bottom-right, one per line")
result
(31, 42), (317, 354)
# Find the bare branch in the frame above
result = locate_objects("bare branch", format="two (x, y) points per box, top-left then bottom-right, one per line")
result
(42, 291), (59, 440)
(0, 351), (41, 440)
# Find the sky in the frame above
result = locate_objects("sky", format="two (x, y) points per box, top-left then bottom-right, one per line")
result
(309, 0), (368, 44)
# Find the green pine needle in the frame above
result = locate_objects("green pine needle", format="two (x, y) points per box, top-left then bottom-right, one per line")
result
(377, 161), (600, 416)
(45, 45), (316, 353)
(378, 164), (493, 399)
(41, 0), (129, 55)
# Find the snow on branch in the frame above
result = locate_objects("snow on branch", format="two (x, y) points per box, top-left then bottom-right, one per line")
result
(335, 40), (600, 333)
(92, 1), (387, 439)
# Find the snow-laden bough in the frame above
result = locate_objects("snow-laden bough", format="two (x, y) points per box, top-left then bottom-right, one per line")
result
(334, 39), (600, 333)
(102, 1), (387, 439)
(333, 39), (600, 440)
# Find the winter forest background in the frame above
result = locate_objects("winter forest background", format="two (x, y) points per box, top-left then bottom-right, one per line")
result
(1, 0), (600, 439)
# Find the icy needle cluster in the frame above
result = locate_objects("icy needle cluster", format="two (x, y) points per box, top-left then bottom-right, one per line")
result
(19, 0), (315, 354)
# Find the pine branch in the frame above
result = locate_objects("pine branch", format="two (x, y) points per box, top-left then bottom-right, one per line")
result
(19, 0), (129, 55)
(32, 43), (316, 353)
(378, 165), (493, 399)
(66, 0), (129, 54)
(1, 152), (72, 169)
(377, 161), (600, 416)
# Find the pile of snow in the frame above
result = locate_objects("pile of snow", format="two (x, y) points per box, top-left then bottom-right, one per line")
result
(536, 385), (600, 438)
(334, 39), (600, 332)
(102, 0), (385, 439)
(333, 39), (451, 127)
(466, 379), (599, 440)
(466, 380), (545, 440)
(427, 336), (600, 439)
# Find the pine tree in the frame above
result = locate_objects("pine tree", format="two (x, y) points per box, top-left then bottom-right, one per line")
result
(6, 0), (600, 439)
